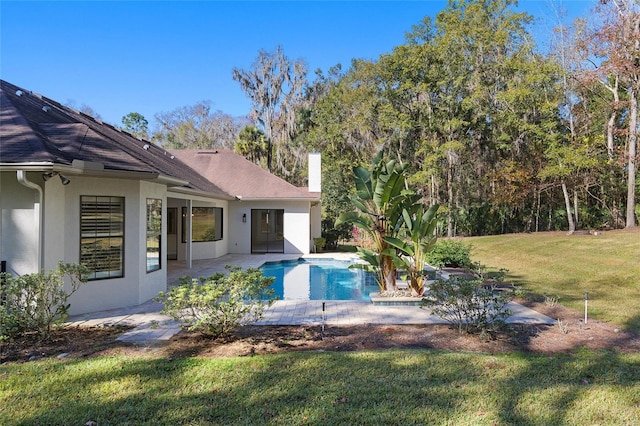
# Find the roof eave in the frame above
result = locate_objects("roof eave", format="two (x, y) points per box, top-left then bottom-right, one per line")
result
(234, 196), (321, 202)
(168, 186), (235, 201)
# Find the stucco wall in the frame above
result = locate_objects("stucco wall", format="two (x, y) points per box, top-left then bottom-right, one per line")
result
(0, 171), (41, 275)
(40, 175), (169, 315)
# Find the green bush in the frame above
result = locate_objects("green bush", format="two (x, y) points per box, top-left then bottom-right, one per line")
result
(313, 237), (326, 252)
(0, 262), (89, 340)
(156, 266), (276, 338)
(427, 239), (472, 268)
(321, 219), (351, 250)
(421, 276), (513, 334)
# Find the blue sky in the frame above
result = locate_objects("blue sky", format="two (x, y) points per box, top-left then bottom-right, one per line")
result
(1, 1), (594, 128)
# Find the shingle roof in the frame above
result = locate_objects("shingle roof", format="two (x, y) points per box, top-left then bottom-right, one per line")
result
(170, 149), (320, 201)
(0, 80), (228, 197)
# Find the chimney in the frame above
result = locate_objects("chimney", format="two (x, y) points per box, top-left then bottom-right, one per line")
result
(308, 152), (321, 193)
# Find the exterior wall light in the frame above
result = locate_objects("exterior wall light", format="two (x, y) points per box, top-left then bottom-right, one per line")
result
(42, 171), (70, 185)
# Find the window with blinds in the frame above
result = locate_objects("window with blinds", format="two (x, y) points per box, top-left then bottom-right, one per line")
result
(80, 196), (125, 280)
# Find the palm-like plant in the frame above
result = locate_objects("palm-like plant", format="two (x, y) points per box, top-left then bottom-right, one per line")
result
(336, 151), (418, 291)
(383, 204), (440, 296)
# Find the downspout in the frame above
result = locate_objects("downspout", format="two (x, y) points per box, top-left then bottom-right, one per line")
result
(16, 170), (43, 271)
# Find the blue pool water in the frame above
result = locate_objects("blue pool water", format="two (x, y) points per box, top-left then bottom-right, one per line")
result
(260, 258), (378, 301)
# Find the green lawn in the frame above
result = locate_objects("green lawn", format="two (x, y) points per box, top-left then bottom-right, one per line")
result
(2, 349), (639, 425)
(467, 230), (640, 332)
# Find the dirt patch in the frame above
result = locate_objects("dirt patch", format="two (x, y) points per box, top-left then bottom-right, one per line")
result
(2, 301), (638, 363)
(0, 325), (135, 363)
(516, 300), (640, 354)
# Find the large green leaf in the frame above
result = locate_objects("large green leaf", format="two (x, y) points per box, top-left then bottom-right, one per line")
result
(353, 166), (373, 200)
(383, 236), (415, 256)
(335, 211), (372, 232)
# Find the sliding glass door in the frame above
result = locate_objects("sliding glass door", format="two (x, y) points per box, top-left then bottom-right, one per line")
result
(251, 209), (284, 253)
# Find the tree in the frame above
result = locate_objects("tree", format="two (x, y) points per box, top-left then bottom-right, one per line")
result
(234, 125), (268, 166)
(232, 45), (308, 172)
(64, 99), (102, 120)
(579, 0), (639, 228)
(153, 101), (247, 149)
(399, 0), (558, 235)
(121, 112), (149, 139)
(284, 0), (630, 234)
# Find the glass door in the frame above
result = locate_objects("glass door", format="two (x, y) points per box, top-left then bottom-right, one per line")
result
(251, 209), (284, 253)
(167, 208), (178, 260)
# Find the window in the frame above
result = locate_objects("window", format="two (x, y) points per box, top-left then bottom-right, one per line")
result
(182, 207), (223, 242)
(80, 196), (124, 280)
(146, 198), (162, 273)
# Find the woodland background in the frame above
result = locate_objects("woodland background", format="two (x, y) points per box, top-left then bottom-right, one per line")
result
(110, 0), (639, 239)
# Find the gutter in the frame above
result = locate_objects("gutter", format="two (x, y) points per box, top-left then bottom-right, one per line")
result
(168, 186), (236, 201)
(233, 196), (322, 202)
(16, 170), (43, 271)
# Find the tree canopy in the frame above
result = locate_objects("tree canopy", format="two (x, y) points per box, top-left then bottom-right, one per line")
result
(127, 0), (637, 236)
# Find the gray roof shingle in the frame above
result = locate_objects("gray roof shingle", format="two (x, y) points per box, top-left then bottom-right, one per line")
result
(0, 80), (228, 197)
(170, 149), (319, 200)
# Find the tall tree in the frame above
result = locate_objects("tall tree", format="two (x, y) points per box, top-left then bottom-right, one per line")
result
(232, 45), (308, 173)
(64, 100), (102, 120)
(153, 101), (247, 149)
(121, 112), (149, 139)
(402, 0), (558, 235)
(580, 0), (639, 228)
(234, 125), (268, 166)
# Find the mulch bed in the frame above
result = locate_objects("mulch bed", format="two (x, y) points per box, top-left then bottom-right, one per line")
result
(2, 301), (638, 363)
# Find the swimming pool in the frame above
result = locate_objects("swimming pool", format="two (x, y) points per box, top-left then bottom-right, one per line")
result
(260, 258), (378, 301)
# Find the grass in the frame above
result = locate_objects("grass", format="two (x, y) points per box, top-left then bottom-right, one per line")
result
(466, 230), (640, 332)
(1, 349), (639, 425)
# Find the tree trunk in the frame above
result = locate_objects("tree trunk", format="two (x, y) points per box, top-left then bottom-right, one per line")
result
(381, 255), (397, 292)
(534, 187), (541, 232)
(573, 189), (579, 229)
(606, 77), (620, 162)
(562, 181), (575, 234)
(447, 154), (454, 238)
(626, 88), (637, 228)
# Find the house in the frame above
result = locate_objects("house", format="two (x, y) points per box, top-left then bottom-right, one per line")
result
(0, 80), (321, 315)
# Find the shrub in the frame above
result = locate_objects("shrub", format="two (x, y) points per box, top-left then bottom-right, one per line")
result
(421, 276), (513, 334)
(427, 239), (472, 268)
(321, 219), (351, 250)
(0, 262), (89, 340)
(156, 266), (276, 338)
(313, 237), (326, 252)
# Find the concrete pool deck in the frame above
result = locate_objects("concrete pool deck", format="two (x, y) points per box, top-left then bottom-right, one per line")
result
(66, 253), (555, 344)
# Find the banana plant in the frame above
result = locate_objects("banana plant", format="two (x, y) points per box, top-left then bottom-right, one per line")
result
(383, 203), (440, 296)
(336, 151), (418, 292)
